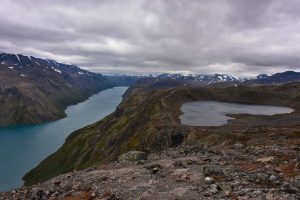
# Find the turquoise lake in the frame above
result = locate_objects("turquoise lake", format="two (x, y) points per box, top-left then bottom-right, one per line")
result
(0, 86), (127, 192)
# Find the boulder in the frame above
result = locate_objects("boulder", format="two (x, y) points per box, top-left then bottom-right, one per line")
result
(118, 151), (148, 162)
(257, 156), (274, 163)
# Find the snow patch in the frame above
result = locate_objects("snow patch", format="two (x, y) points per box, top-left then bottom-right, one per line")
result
(54, 69), (61, 74)
(15, 54), (21, 63)
(51, 67), (61, 74)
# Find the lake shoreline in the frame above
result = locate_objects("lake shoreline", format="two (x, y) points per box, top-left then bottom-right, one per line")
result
(0, 87), (128, 192)
(180, 100), (294, 127)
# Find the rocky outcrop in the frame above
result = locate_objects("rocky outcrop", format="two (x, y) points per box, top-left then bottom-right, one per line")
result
(2, 143), (300, 199)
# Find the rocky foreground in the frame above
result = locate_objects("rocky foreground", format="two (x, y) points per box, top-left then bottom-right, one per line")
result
(1, 142), (299, 200)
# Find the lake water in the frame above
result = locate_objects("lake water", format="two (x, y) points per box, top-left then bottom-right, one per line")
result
(0, 86), (127, 192)
(180, 101), (294, 126)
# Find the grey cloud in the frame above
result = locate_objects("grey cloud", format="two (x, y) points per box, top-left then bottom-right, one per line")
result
(0, 0), (300, 76)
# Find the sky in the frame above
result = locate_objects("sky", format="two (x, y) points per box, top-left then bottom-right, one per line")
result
(0, 0), (300, 77)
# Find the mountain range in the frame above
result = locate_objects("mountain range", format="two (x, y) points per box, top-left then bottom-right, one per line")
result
(150, 71), (300, 87)
(1, 52), (300, 198)
(0, 52), (137, 126)
(1, 51), (300, 127)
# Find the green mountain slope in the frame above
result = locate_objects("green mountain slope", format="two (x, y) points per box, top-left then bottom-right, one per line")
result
(23, 80), (300, 185)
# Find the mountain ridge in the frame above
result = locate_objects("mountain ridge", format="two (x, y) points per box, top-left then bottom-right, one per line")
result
(0, 52), (138, 127)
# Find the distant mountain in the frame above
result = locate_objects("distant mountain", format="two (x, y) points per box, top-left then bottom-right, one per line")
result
(156, 73), (239, 86)
(145, 71), (300, 88)
(245, 71), (300, 85)
(0, 52), (137, 126)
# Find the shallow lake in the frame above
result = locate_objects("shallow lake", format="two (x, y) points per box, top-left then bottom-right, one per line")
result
(180, 101), (294, 126)
(0, 86), (127, 192)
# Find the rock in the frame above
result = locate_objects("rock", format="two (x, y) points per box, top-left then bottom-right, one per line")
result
(81, 181), (93, 191)
(186, 159), (196, 165)
(144, 163), (163, 170)
(253, 190), (262, 195)
(269, 175), (277, 182)
(237, 188), (247, 196)
(53, 180), (61, 186)
(66, 174), (72, 179)
(274, 167), (282, 173)
(1, 143), (299, 199)
(173, 160), (187, 168)
(204, 177), (215, 184)
(210, 184), (219, 194)
(202, 165), (224, 176)
(282, 183), (300, 194)
(170, 187), (189, 197)
(118, 151), (148, 162)
(234, 143), (244, 149)
(266, 189), (275, 200)
(91, 191), (96, 197)
(257, 156), (275, 163)
(151, 167), (159, 174)
(252, 172), (269, 183)
(71, 183), (81, 191)
(218, 160), (227, 166)
(219, 183), (232, 196)
(223, 190), (230, 197)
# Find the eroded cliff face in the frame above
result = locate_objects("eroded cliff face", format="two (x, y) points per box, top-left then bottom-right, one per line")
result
(23, 79), (300, 186)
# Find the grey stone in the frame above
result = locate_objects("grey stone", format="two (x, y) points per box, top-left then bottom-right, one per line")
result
(118, 151), (148, 162)
(269, 175), (277, 182)
(204, 177), (215, 184)
(210, 184), (219, 194)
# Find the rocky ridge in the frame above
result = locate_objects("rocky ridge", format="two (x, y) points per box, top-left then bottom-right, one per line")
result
(1, 138), (299, 199)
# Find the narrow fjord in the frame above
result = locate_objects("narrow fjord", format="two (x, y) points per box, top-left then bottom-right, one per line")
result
(0, 87), (127, 192)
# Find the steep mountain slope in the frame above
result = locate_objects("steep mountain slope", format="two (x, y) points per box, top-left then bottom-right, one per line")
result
(23, 79), (300, 185)
(0, 52), (137, 126)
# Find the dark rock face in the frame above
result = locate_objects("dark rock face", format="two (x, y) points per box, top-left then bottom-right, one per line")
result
(0, 52), (138, 126)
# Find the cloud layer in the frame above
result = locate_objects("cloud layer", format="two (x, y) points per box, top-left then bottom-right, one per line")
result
(1, 0), (300, 76)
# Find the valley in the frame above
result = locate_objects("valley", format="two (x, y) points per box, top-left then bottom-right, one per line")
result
(1, 50), (300, 200)
(2, 1), (300, 199)
(13, 78), (300, 199)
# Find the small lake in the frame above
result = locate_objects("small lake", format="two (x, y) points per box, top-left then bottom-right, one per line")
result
(0, 86), (127, 192)
(180, 101), (294, 126)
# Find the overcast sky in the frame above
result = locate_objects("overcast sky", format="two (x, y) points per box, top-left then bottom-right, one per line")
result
(1, 0), (300, 76)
